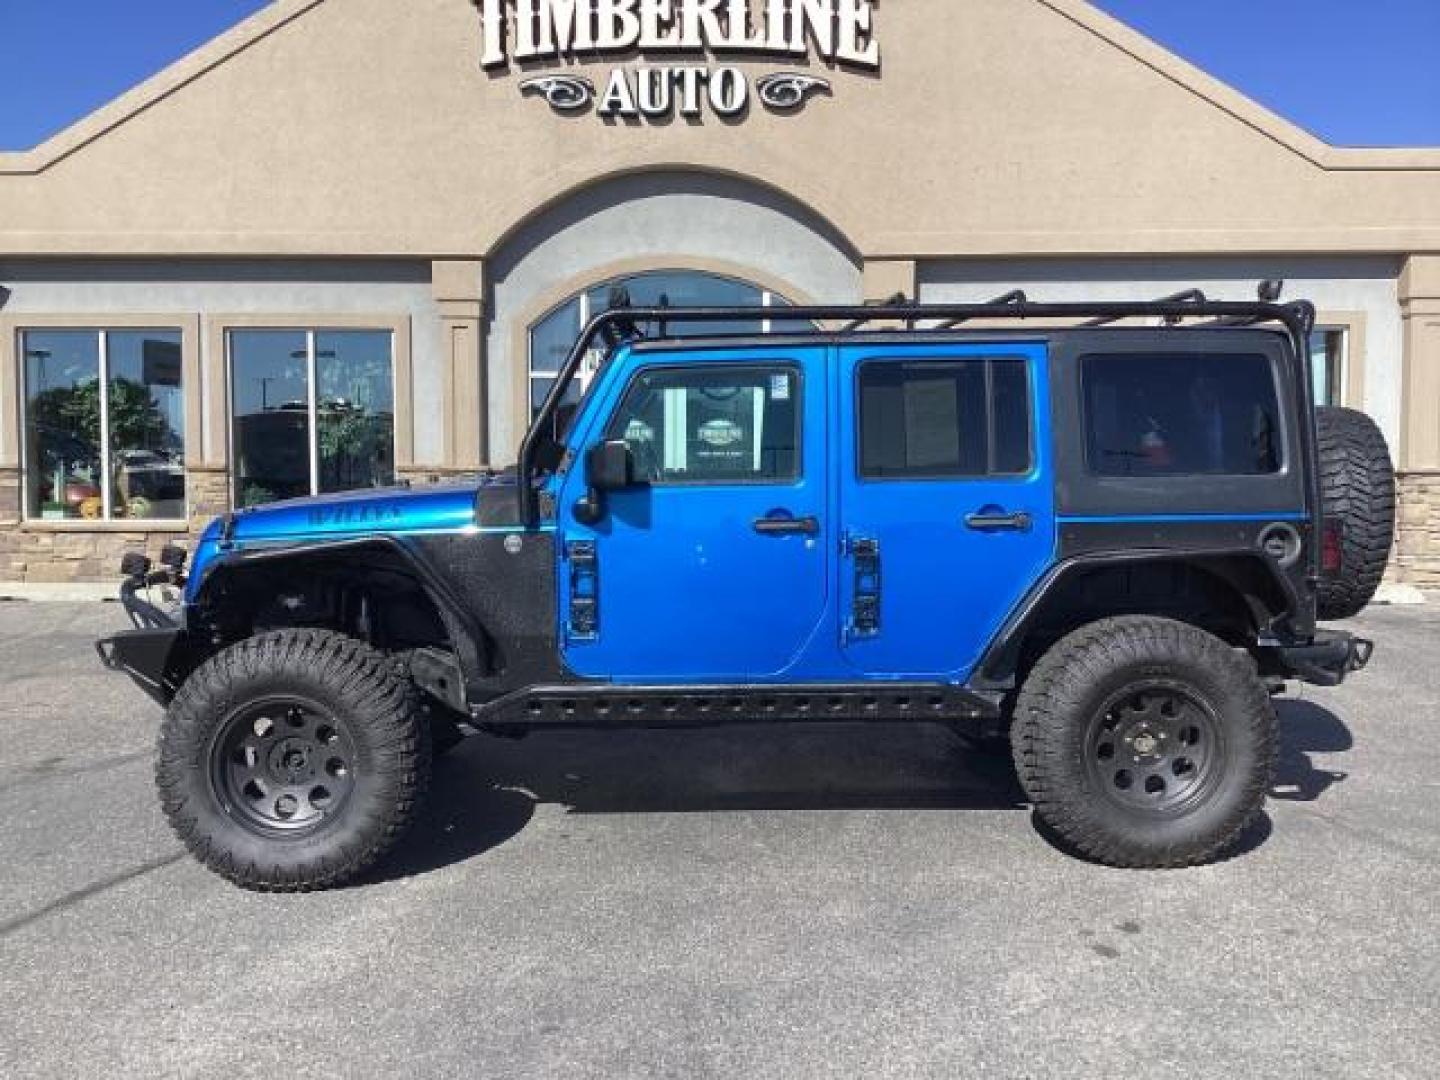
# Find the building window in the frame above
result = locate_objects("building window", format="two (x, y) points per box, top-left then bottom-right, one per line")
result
(528, 270), (787, 419)
(1310, 328), (1347, 408)
(21, 329), (186, 521)
(230, 329), (395, 508)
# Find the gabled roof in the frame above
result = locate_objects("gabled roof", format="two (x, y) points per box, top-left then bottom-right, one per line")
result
(0, 0), (327, 175)
(2, 0), (1434, 177)
(0, 0), (1437, 260)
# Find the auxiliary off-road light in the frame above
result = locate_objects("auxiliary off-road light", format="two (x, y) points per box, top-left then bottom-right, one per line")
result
(119, 552), (151, 579)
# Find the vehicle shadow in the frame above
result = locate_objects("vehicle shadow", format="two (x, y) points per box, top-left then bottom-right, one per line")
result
(373, 698), (1355, 883)
(1271, 697), (1353, 802)
(371, 723), (1026, 883)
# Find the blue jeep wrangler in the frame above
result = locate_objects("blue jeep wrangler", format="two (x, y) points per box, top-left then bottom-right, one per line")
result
(99, 291), (1393, 890)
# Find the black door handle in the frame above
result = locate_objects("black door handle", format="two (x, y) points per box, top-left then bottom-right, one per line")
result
(754, 515), (820, 537)
(965, 510), (1033, 533)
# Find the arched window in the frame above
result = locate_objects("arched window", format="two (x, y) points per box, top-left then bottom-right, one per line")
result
(527, 269), (789, 418)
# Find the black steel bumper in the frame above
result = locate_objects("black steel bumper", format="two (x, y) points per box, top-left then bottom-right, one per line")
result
(96, 627), (181, 705)
(1267, 630), (1375, 687)
(96, 570), (184, 705)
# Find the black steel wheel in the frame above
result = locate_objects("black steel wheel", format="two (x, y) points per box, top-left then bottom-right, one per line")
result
(158, 629), (430, 891)
(1013, 616), (1276, 868)
(1084, 683), (1223, 817)
(210, 697), (359, 835)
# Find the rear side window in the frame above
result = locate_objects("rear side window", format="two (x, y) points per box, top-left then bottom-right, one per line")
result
(1083, 353), (1283, 477)
(858, 357), (1032, 479)
(606, 364), (801, 485)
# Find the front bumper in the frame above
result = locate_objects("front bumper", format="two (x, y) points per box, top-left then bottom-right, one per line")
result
(96, 564), (185, 706)
(96, 628), (182, 705)
(1267, 630), (1375, 687)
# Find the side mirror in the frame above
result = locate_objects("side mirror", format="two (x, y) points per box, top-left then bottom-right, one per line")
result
(587, 439), (635, 492)
(573, 440), (636, 525)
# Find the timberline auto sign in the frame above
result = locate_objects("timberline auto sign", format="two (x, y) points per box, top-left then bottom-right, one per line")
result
(475, 0), (880, 119)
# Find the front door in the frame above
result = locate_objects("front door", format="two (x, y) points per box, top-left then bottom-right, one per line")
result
(837, 343), (1056, 680)
(558, 347), (831, 682)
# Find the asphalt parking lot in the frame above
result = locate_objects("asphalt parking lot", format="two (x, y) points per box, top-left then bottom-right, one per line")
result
(1, 602), (1437, 1078)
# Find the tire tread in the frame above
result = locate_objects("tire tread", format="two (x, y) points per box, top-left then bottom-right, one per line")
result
(156, 629), (430, 892)
(1012, 615), (1276, 869)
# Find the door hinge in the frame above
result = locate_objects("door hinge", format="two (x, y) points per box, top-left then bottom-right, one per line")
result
(566, 539), (599, 642)
(846, 535), (881, 640)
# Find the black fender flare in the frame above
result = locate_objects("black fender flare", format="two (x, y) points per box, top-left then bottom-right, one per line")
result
(189, 535), (488, 698)
(970, 547), (1303, 691)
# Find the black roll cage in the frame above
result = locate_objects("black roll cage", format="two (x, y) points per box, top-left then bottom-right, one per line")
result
(517, 296), (1321, 578)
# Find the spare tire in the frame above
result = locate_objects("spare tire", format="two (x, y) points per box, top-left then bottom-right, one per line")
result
(1315, 407), (1395, 620)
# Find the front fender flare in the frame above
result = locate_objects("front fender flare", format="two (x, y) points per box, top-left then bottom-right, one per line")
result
(190, 535), (488, 700)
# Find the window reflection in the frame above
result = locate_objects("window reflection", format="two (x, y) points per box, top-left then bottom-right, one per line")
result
(22, 329), (186, 521)
(316, 331), (395, 495)
(108, 332), (187, 520)
(24, 332), (102, 521)
(1310, 329), (1346, 408)
(230, 329), (396, 507)
(527, 270), (786, 422)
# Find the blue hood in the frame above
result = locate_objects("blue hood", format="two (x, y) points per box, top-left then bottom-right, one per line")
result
(184, 478), (503, 602)
(223, 481), (481, 543)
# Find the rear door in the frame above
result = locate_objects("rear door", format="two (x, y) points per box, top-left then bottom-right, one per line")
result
(837, 342), (1056, 680)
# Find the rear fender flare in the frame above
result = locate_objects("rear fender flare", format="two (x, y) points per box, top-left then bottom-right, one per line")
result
(971, 548), (1300, 690)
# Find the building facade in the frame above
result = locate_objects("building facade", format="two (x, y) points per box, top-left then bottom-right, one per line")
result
(1, 0), (1439, 584)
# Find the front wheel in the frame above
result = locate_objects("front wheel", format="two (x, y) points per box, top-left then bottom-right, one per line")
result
(157, 629), (431, 891)
(1012, 616), (1276, 868)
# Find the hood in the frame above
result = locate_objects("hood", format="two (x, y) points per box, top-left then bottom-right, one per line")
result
(183, 473), (526, 604)
(222, 480), (484, 543)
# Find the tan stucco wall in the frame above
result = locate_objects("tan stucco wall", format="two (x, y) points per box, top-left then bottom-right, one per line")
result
(1, 0), (1439, 260)
(1, 0), (1439, 585)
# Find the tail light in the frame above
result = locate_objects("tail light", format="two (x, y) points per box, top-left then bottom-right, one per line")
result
(1321, 520), (1344, 575)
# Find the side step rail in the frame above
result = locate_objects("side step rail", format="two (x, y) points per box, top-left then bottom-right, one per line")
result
(474, 683), (1003, 730)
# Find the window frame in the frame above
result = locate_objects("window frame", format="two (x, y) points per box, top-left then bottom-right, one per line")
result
(225, 324), (402, 505)
(9, 319), (195, 527)
(1078, 350), (1288, 479)
(1310, 326), (1349, 409)
(603, 361), (805, 488)
(853, 354), (1037, 483)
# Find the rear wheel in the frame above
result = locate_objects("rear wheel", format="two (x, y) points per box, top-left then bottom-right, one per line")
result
(1012, 616), (1275, 868)
(157, 629), (431, 891)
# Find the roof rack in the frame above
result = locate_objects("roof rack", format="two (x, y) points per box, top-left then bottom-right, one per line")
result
(1082, 289), (1208, 328)
(517, 294), (1318, 526)
(930, 290), (1029, 330)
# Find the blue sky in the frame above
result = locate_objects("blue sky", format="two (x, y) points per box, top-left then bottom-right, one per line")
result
(0, 0), (1436, 151)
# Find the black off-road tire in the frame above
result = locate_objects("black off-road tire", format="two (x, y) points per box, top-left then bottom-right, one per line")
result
(157, 629), (431, 892)
(1315, 406), (1395, 621)
(1012, 616), (1276, 869)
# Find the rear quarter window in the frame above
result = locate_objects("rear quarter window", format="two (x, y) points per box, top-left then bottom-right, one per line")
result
(1082, 352), (1283, 477)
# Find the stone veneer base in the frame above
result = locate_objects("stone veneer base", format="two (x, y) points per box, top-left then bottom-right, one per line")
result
(2, 466), (1438, 588)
